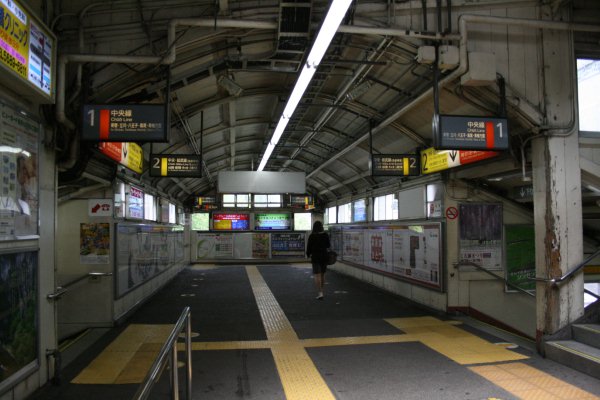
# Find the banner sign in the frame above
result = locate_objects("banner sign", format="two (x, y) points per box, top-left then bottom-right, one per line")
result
(149, 154), (202, 177)
(82, 104), (167, 142)
(435, 115), (508, 150)
(0, 0), (55, 101)
(371, 154), (420, 176)
(420, 147), (498, 175)
(98, 142), (143, 174)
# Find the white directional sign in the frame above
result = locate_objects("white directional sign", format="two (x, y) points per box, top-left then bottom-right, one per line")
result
(435, 115), (509, 150)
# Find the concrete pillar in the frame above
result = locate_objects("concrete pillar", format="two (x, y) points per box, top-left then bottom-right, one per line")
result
(532, 19), (584, 346)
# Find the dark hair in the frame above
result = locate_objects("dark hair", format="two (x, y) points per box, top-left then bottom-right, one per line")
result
(312, 220), (324, 233)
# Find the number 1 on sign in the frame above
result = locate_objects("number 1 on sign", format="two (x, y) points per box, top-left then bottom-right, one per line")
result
(497, 122), (503, 138)
(87, 109), (95, 127)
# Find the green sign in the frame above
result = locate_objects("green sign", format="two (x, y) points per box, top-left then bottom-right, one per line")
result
(505, 225), (535, 292)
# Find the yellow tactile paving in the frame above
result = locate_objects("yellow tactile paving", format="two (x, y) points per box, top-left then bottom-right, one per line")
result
(178, 340), (272, 350)
(386, 316), (528, 365)
(71, 324), (173, 384)
(301, 334), (417, 348)
(470, 362), (600, 400)
(245, 265), (336, 400)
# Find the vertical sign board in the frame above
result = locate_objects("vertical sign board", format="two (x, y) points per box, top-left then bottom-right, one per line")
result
(371, 154), (420, 176)
(435, 115), (508, 150)
(149, 154), (202, 177)
(0, 0), (56, 102)
(82, 104), (167, 142)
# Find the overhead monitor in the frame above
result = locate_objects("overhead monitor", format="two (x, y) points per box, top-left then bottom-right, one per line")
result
(212, 213), (249, 231)
(255, 213), (291, 231)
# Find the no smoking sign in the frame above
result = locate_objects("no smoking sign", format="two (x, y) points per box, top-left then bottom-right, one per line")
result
(446, 206), (458, 220)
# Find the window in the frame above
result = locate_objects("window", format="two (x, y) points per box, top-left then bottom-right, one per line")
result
(223, 193), (251, 208)
(373, 193), (398, 221)
(326, 206), (337, 224)
(294, 213), (312, 231)
(114, 181), (126, 218)
(352, 199), (367, 222)
(577, 59), (600, 133)
(254, 194), (282, 208)
(169, 203), (176, 224)
(144, 193), (156, 221)
(337, 203), (351, 223)
(191, 213), (210, 230)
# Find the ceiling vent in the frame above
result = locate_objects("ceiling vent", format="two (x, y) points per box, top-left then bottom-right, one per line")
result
(277, 1), (312, 54)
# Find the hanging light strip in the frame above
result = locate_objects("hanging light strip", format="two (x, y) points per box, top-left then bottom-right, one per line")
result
(257, 0), (353, 171)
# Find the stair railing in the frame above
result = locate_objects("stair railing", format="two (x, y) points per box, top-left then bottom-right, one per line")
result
(532, 246), (600, 286)
(133, 306), (192, 400)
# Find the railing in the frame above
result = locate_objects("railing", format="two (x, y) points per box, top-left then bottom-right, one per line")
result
(453, 260), (535, 297)
(46, 272), (113, 300)
(133, 307), (192, 400)
(532, 246), (600, 286)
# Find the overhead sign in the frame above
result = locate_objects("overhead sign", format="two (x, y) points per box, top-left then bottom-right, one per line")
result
(88, 199), (113, 217)
(149, 154), (202, 177)
(435, 115), (508, 150)
(0, 0), (56, 102)
(82, 104), (167, 142)
(195, 196), (218, 210)
(513, 185), (534, 202)
(371, 154), (420, 176)
(98, 142), (143, 174)
(421, 147), (499, 175)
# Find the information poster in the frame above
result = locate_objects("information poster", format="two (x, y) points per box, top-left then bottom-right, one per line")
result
(392, 225), (441, 285)
(505, 225), (535, 292)
(80, 223), (110, 264)
(233, 233), (253, 259)
(252, 233), (269, 258)
(0, 103), (39, 238)
(0, 250), (38, 386)
(271, 233), (305, 257)
(342, 229), (364, 264)
(363, 229), (394, 273)
(127, 185), (144, 219)
(459, 203), (502, 270)
(196, 233), (216, 259)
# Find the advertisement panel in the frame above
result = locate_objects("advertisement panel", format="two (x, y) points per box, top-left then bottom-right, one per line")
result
(271, 233), (305, 257)
(254, 213), (291, 230)
(212, 213), (249, 230)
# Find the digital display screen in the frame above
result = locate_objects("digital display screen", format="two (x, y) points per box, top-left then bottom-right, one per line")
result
(212, 213), (249, 230)
(353, 199), (367, 222)
(255, 213), (291, 230)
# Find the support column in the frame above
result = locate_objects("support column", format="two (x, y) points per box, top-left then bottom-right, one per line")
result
(532, 19), (583, 346)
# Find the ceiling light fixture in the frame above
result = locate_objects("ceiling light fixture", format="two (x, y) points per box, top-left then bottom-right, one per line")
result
(257, 0), (353, 171)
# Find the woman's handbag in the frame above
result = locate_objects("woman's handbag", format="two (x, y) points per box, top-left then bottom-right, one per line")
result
(327, 250), (337, 265)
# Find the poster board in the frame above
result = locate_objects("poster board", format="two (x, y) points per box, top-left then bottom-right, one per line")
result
(339, 223), (443, 290)
(0, 101), (39, 239)
(80, 223), (110, 264)
(271, 233), (305, 257)
(115, 223), (184, 298)
(458, 203), (503, 270)
(0, 249), (38, 392)
(505, 225), (535, 293)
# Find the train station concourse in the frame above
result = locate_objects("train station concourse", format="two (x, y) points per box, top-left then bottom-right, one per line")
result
(0, 0), (599, 399)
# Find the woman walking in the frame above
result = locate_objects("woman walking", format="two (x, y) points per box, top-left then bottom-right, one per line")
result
(306, 221), (330, 300)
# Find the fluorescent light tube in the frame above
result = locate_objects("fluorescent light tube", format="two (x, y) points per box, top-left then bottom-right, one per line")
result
(257, 0), (352, 171)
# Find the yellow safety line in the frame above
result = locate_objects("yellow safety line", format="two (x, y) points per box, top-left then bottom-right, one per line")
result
(245, 265), (336, 400)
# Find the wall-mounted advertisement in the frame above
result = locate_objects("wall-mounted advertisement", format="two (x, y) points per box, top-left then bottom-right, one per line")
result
(80, 223), (110, 264)
(195, 233), (234, 259)
(0, 102), (39, 239)
(212, 213), (249, 231)
(0, 250), (38, 390)
(459, 203), (502, 270)
(353, 199), (367, 222)
(271, 233), (305, 257)
(98, 142), (143, 174)
(252, 233), (269, 258)
(0, 0), (56, 102)
(339, 223), (443, 290)
(126, 185), (144, 219)
(115, 223), (184, 298)
(505, 225), (535, 293)
(254, 213), (291, 230)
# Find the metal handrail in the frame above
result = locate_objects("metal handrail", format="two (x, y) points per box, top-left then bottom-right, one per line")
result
(46, 272), (113, 300)
(134, 306), (192, 400)
(584, 288), (600, 301)
(532, 246), (600, 285)
(454, 261), (535, 297)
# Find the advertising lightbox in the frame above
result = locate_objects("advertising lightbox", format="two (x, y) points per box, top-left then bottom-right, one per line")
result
(212, 213), (249, 231)
(255, 213), (291, 231)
